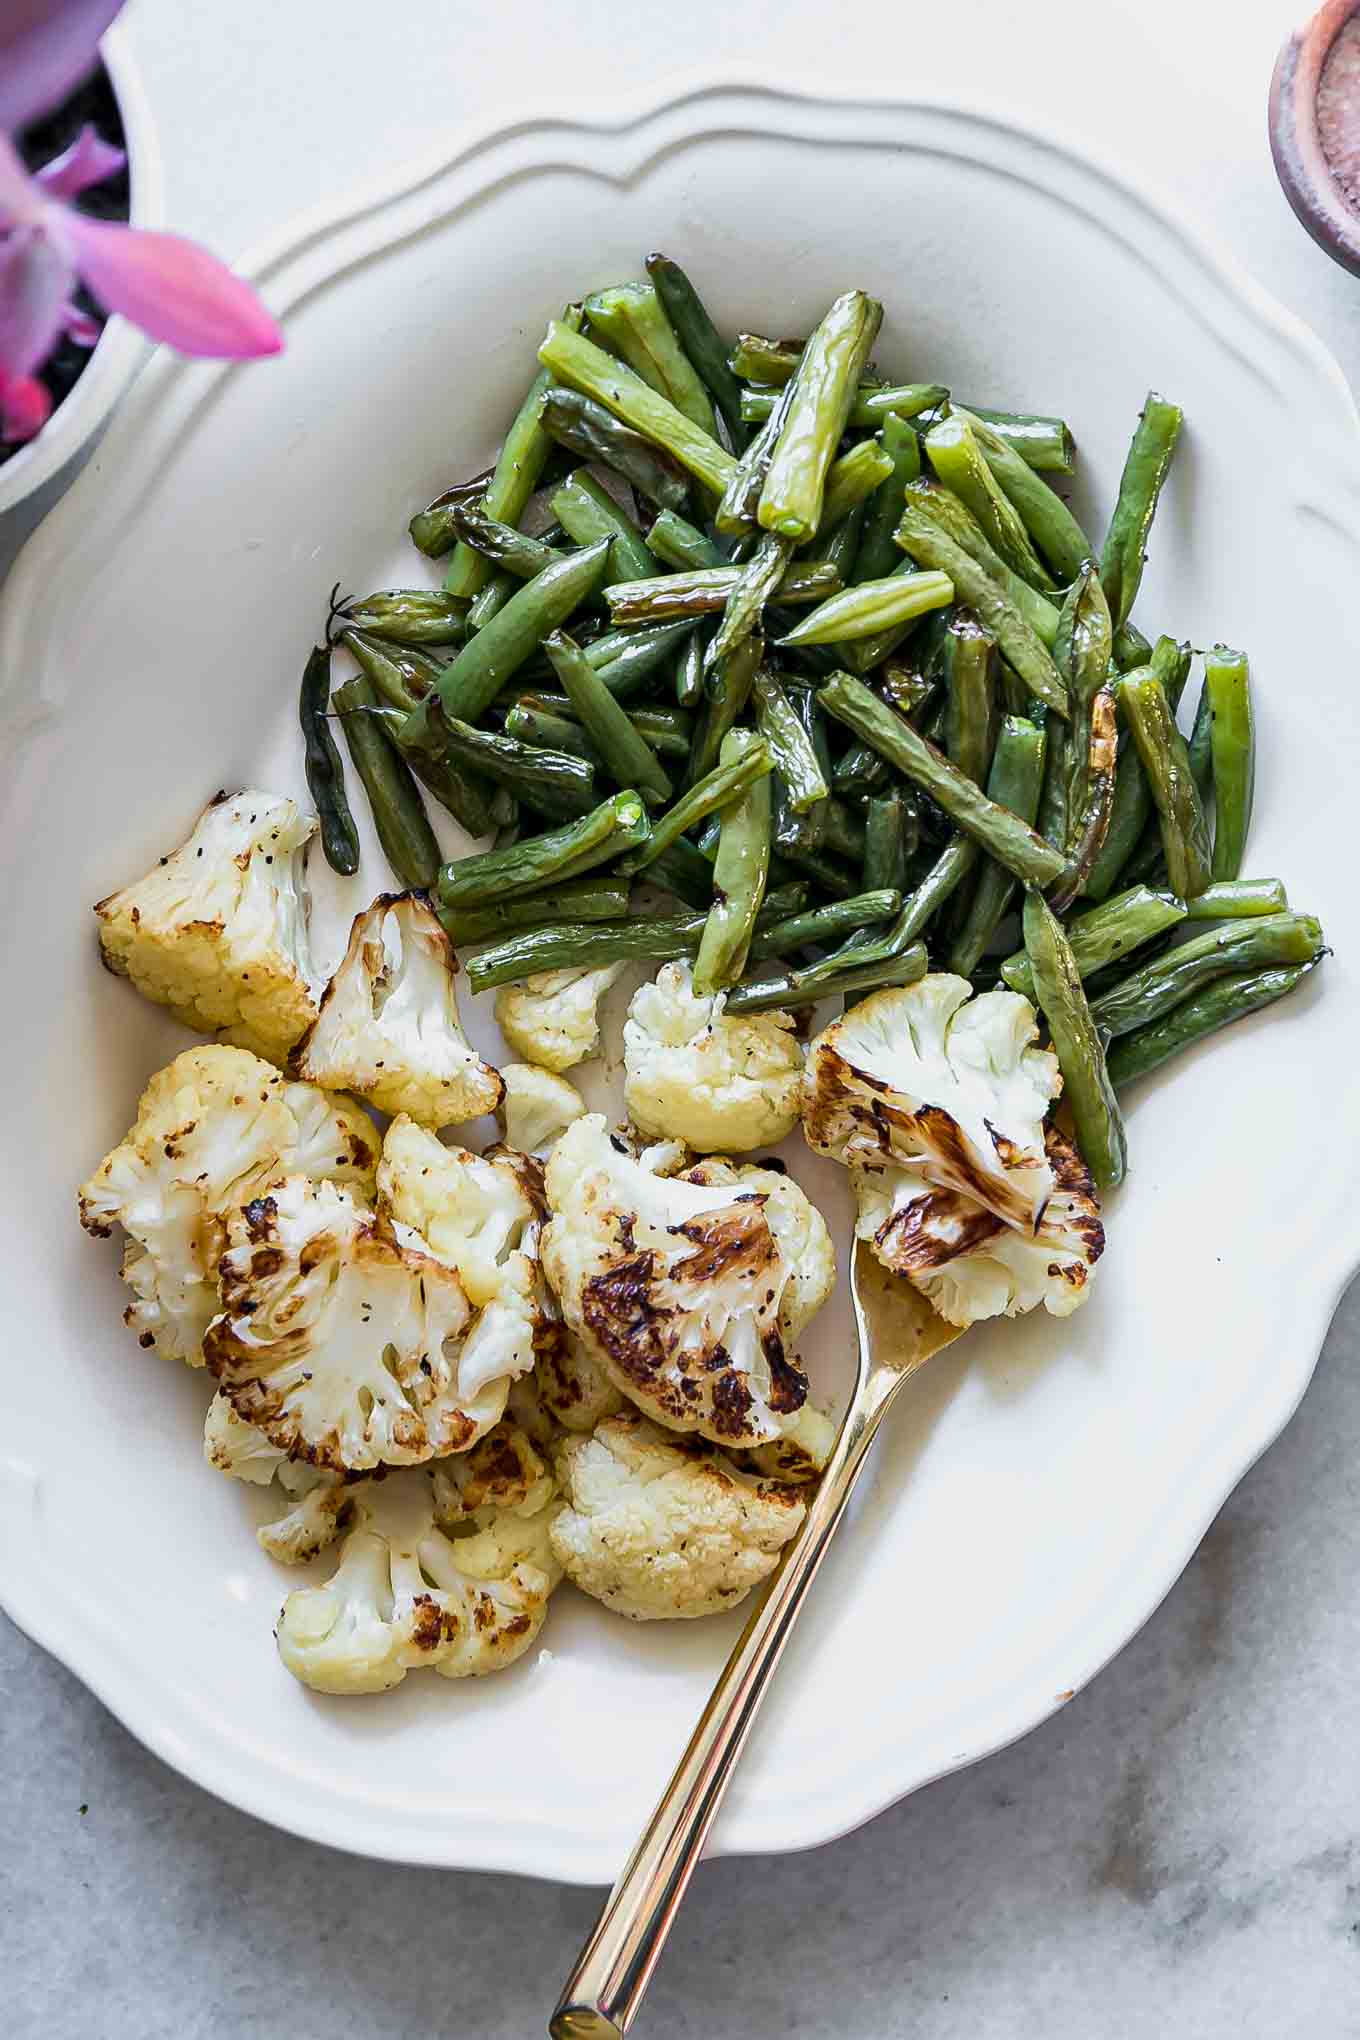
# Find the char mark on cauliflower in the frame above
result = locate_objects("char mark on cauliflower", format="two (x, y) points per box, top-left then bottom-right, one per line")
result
(861, 1126), (1104, 1326)
(205, 1175), (506, 1472)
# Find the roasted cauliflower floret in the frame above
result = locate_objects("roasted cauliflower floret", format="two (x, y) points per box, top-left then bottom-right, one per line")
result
(376, 1114), (543, 1401)
(94, 790), (318, 1060)
(204, 1175), (509, 1470)
(430, 1419), (563, 1581)
(623, 960), (803, 1153)
(854, 1125), (1104, 1326)
(528, 1334), (624, 1436)
(730, 1399), (838, 1485)
(541, 1116), (832, 1449)
(549, 1413), (806, 1620)
(499, 1063), (587, 1157)
(291, 892), (502, 1128)
(203, 1391), (362, 1564)
(377, 1113), (537, 1309)
(803, 976), (1062, 1232)
(77, 1045), (378, 1365)
(275, 1466), (560, 1694)
(495, 963), (625, 1073)
(684, 1155), (835, 1341)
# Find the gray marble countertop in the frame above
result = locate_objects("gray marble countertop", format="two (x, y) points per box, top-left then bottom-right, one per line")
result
(6, 1), (1360, 2032)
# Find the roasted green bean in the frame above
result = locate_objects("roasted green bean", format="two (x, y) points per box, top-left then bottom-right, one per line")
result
(853, 413), (922, 585)
(956, 408), (1092, 583)
(409, 471), (493, 559)
(1022, 890), (1127, 1189)
(819, 671), (1066, 886)
(1090, 912), (1323, 1038)
(816, 439), (895, 532)
(438, 791), (649, 909)
(584, 281), (717, 436)
(444, 501), (562, 583)
(605, 560), (838, 626)
(552, 469), (657, 583)
(688, 635), (763, 784)
(1201, 646), (1255, 883)
(645, 253), (746, 444)
(374, 698), (593, 823)
(544, 630), (672, 807)
(1121, 671), (1212, 899)
(1106, 963), (1317, 1089)
(759, 290), (883, 541)
(779, 566), (953, 647)
(861, 796), (911, 895)
(692, 730), (772, 992)
(1000, 883), (1187, 1000)
(341, 589), (467, 646)
(647, 509), (726, 573)
(925, 414), (1054, 591)
(726, 932), (928, 1013)
(419, 539), (611, 729)
(538, 318), (737, 496)
(333, 674), (440, 890)
(538, 385), (692, 511)
(751, 666), (828, 812)
(901, 478), (1060, 649)
(299, 644), (360, 874)
(741, 382), (948, 431)
(895, 503), (1068, 714)
(1099, 393), (1183, 632)
(948, 715), (1047, 976)
(944, 611), (998, 788)
(1184, 878), (1287, 920)
(438, 876), (631, 947)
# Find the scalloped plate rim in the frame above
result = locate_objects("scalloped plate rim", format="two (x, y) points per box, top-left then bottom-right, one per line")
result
(2, 77), (1357, 1883)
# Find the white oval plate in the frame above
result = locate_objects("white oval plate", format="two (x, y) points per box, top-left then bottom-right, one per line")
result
(2, 84), (1358, 1885)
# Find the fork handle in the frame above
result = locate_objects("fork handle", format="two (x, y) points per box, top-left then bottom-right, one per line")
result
(549, 1367), (902, 2040)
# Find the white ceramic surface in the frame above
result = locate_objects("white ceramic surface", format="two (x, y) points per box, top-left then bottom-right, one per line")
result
(1, 84), (1357, 1885)
(0, 24), (164, 516)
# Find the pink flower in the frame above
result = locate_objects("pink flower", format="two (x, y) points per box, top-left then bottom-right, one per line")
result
(0, 1), (282, 448)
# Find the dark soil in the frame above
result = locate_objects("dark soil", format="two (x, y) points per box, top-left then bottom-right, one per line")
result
(2, 64), (132, 467)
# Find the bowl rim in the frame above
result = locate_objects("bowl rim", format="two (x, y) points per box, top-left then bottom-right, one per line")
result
(2, 76), (1359, 1880)
(0, 19), (165, 517)
(1269, 0), (1360, 276)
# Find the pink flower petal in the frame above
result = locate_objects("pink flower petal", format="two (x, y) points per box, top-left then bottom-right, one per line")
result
(0, 0), (126, 132)
(35, 124), (125, 200)
(0, 223), (74, 377)
(0, 135), (46, 230)
(62, 300), (101, 347)
(63, 216), (283, 359)
(0, 369), (53, 443)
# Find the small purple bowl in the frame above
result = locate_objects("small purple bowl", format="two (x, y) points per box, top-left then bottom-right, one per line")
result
(1271, 0), (1360, 274)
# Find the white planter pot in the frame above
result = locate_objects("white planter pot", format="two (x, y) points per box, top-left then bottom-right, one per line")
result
(0, 21), (163, 516)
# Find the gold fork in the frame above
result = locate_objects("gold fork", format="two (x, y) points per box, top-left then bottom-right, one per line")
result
(550, 1241), (965, 2039)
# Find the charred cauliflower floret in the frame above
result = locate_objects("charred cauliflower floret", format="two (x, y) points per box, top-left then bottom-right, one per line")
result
(805, 977), (1104, 1325)
(623, 960), (803, 1153)
(204, 1175), (509, 1470)
(495, 963), (625, 1073)
(275, 1464), (560, 1694)
(430, 1418), (562, 1581)
(498, 1064), (587, 1158)
(802, 975), (1062, 1232)
(854, 1125), (1104, 1326)
(291, 892), (502, 1128)
(376, 1115), (543, 1402)
(203, 1390), (362, 1564)
(527, 1333), (624, 1436)
(77, 1045), (379, 1365)
(541, 1116), (833, 1450)
(94, 790), (318, 1060)
(549, 1412), (806, 1620)
(730, 1399), (839, 1485)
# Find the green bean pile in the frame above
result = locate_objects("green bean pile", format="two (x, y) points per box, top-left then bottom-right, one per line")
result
(301, 255), (1328, 1190)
